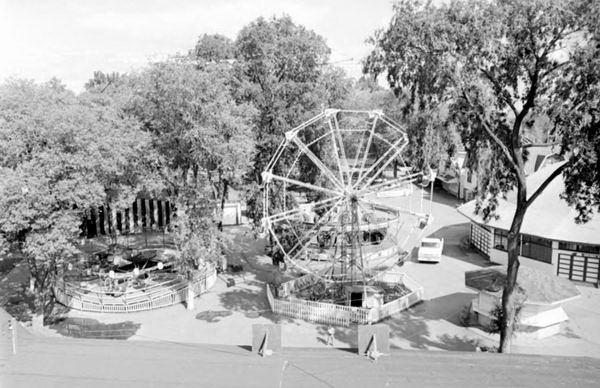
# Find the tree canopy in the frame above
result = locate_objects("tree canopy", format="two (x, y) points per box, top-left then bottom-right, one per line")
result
(365, 0), (600, 352)
(234, 16), (351, 228)
(0, 78), (154, 316)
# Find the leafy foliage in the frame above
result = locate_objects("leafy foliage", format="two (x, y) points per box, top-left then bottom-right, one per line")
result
(365, 0), (600, 353)
(123, 57), (255, 270)
(363, 2), (461, 171)
(0, 79), (152, 315)
(234, 15), (351, 228)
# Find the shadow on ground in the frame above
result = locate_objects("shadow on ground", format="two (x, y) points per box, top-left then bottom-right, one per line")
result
(382, 292), (482, 351)
(195, 310), (233, 323)
(50, 317), (141, 340)
(0, 258), (35, 323)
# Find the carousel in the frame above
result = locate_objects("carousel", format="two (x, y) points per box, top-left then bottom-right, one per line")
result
(54, 234), (217, 313)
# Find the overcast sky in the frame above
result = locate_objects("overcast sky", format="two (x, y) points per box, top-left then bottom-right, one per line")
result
(0, 0), (397, 92)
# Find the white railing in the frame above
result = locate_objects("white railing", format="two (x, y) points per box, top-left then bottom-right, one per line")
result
(54, 263), (216, 313)
(266, 271), (424, 326)
(267, 285), (360, 326)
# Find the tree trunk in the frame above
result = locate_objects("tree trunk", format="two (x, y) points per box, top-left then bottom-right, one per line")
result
(499, 203), (526, 353)
(456, 167), (461, 200)
(218, 179), (229, 232)
(393, 160), (399, 179)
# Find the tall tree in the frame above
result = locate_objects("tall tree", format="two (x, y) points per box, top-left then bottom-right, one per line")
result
(363, 1), (459, 172)
(0, 79), (152, 322)
(234, 16), (351, 231)
(192, 33), (235, 64)
(366, 0), (600, 352)
(127, 58), (254, 217)
(235, 15), (349, 182)
(125, 58), (254, 304)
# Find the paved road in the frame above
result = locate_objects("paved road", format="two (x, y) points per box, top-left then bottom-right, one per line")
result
(3, 333), (600, 388)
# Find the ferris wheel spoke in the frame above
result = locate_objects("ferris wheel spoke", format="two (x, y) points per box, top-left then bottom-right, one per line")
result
(330, 115), (353, 188)
(378, 115), (408, 137)
(352, 137), (407, 191)
(289, 136), (345, 192)
(263, 196), (340, 224)
(357, 197), (424, 218)
(264, 172), (342, 198)
(355, 172), (421, 198)
(327, 120), (348, 188)
(269, 197), (346, 267)
(356, 114), (379, 186)
(351, 128), (369, 187)
(284, 198), (346, 263)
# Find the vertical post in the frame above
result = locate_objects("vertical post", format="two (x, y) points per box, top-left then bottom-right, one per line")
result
(569, 254), (574, 279)
(153, 199), (159, 230)
(144, 199), (150, 229)
(136, 199), (142, 229)
(95, 207), (101, 237)
(128, 207), (134, 232)
(10, 317), (17, 354)
(429, 177), (434, 216)
(111, 207), (118, 243)
(104, 205), (110, 237)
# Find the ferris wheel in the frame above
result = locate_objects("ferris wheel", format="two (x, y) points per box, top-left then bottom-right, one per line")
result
(261, 109), (433, 284)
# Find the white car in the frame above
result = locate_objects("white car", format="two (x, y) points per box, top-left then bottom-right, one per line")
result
(417, 237), (444, 263)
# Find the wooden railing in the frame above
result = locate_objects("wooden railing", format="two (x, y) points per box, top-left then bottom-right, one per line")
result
(266, 271), (423, 326)
(54, 263), (216, 313)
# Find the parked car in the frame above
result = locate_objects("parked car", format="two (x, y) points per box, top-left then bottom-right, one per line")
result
(417, 237), (444, 263)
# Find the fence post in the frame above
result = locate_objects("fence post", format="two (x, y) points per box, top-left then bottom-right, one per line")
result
(9, 317), (17, 354)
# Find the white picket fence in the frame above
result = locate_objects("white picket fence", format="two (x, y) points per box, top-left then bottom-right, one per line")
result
(267, 271), (423, 326)
(54, 264), (217, 313)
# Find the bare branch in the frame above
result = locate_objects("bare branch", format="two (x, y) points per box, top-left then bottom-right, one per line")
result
(461, 88), (518, 172)
(524, 162), (567, 209)
(539, 25), (568, 60)
(540, 61), (569, 79)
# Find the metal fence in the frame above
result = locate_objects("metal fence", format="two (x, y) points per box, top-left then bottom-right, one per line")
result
(54, 263), (216, 313)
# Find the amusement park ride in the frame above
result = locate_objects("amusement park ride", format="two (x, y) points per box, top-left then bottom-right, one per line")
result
(261, 109), (435, 314)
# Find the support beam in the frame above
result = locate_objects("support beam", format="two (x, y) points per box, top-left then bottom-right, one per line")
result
(264, 196), (340, 224)
(265, 172), (342, 198)
(290, 136), (345, 192)
(353, 138), (407, 190)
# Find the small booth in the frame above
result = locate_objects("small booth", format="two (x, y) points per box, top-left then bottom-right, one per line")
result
(345, 285), (385, 309)
(465, 266), (581, 339)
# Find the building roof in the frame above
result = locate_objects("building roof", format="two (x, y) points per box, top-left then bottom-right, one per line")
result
(523, 145), (559, 176)
(457, 163), (600, 246)
(465, 266), (580, 305)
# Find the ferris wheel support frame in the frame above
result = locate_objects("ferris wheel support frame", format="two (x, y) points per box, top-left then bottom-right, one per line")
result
(261, 109), (434, 284)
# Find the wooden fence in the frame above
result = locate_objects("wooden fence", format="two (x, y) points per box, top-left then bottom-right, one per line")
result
(267, 271), (423, 326)
(54, 264), (216, 313)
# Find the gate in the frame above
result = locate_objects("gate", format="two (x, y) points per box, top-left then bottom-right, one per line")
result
(557, 253), (599, 285)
